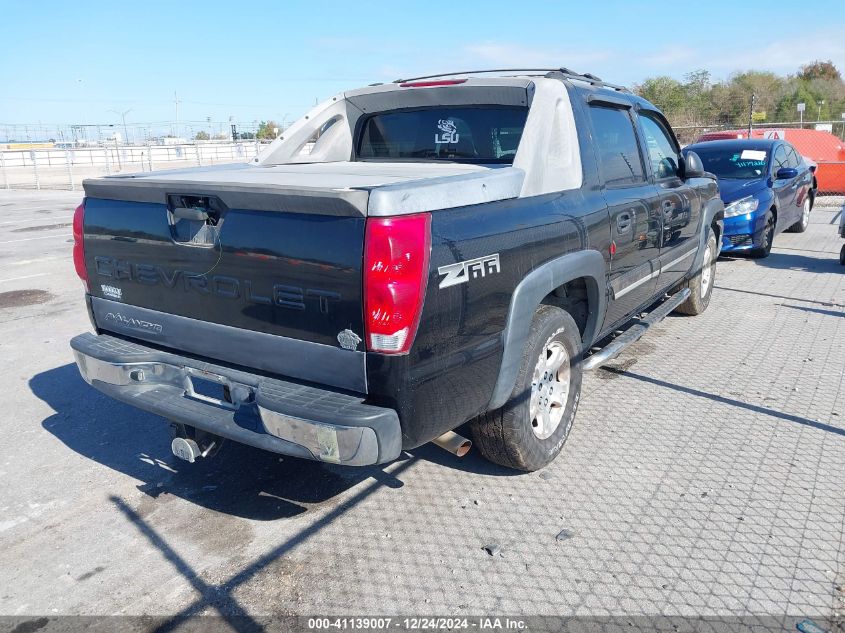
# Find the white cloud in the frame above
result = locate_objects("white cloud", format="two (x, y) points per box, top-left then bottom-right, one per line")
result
(706, 30), (845, 76)
(463, 42), (612, 69)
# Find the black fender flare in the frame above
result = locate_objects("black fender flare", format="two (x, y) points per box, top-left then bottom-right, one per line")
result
(488, 249), (606, 410)
(694, 196), (725, 265)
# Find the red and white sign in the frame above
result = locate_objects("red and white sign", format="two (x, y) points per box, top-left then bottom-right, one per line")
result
(764, 129), (787, 140)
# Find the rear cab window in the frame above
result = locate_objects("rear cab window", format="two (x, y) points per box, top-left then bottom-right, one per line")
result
(356, 106), (528, 163)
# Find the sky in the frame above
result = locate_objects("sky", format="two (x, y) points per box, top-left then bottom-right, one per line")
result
(2, 0), (844, 131)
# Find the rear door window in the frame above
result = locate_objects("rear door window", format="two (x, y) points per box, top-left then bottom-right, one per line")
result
(786, 146), (801, 169)
(772, 146), (788, 175)
(586, 105), (645, 186)
(356, 106), (528, 163)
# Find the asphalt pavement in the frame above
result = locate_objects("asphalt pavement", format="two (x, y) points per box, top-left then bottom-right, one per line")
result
(0, 190), (842, 631)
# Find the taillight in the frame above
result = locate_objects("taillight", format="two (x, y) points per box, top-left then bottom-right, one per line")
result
(72, 201), (88, 289)
(363, 214), (431, 354)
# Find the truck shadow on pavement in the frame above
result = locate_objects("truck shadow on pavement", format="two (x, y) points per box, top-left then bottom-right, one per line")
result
(600, 367), (845, 437)
(30, 363), (408, 521)
(720, 250), (842, 274)
(713, 284), (845, 309)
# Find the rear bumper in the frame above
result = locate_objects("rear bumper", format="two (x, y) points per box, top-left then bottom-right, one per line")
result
(70, 333), (402, 466)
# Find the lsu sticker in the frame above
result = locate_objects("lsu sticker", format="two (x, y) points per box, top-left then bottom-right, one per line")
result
(438, 254), (501, 289)
(435, 119), (459, 144)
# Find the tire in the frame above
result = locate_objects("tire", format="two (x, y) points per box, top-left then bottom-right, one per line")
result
(471, 306), (582, 472)
(674, 227), (717, 316)
(787, 197), (811, 233)
(840, 244), (845, 266)
(749, 211), (775, 258)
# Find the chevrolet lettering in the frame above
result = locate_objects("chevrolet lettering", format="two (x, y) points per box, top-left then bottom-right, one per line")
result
(94, 256), (341, 313)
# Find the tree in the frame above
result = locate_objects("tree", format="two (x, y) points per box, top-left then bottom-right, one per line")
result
(634, 76), (686, 114)
(798, 60), (841, 82)
(194, 131), (210, 141)
(256, 120), (281, 140)
(775, 82), (818, 121)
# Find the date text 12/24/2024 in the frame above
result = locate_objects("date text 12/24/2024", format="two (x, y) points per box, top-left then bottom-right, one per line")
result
(307, 617), (527, 631)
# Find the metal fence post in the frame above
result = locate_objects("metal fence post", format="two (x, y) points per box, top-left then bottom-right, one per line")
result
(147, 143), (153, 172)
(196, 141), (202, 166)
(104, 147), (111, 175)
(31, 151), (40, 190)
(0, 151), (8, 190)
(65, 151), (75, 191)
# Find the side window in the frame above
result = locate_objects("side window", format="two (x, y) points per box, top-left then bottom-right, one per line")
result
(587, 105), (645, 186)
(786, 146), (801, 169)
(639, 113), (681, 179)
(772, 146), (788, 175)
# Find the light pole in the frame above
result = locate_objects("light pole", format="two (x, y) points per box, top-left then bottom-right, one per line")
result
(108, 108), (132, 145)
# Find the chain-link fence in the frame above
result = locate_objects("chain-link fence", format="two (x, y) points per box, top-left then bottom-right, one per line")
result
(638, 78), (845, 194)
(669, 120), (845, 195)
(0, 141), (269, 191)
(3, 100), (845, 193)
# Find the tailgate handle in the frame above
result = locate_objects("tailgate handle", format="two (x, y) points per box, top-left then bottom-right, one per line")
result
(171, 206), (210, 221)
(166, 194), (227, 246)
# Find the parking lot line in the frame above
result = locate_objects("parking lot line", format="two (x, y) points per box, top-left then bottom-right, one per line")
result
(0, 214), (73, 226)
(0, 273), (49, 283)
(0, 234), (70, 244)
(9, 256), (68, 266)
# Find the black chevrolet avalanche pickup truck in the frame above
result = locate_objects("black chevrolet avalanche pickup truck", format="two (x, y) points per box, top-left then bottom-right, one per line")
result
(70, 69), (724, 472)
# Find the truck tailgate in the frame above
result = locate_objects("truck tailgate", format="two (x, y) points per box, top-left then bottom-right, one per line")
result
(81, 193), (367, 392)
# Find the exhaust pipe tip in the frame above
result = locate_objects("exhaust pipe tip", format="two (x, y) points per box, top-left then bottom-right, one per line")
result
(454, 439), (472, 458)
(432, 431), (472, 457)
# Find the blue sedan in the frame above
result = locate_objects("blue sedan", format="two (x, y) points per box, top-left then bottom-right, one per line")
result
(683, 139), (816, 258)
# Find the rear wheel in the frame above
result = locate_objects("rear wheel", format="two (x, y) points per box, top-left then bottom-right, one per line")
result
(749, 211), (775, 258)
(840, 244), (845, 266)
(674, 227), (717, 316)
(788, 198), (811, 233)
(471, 306), (582, 472)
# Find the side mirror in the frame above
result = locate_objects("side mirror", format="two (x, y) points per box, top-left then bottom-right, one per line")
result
(776, 167), (798, 180)
(682, 151), (707, 179)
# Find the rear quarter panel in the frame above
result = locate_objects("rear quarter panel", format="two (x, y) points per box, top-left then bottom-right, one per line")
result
(366, 190), (611, 449)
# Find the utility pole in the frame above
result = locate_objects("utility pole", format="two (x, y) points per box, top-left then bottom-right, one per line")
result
(109, 108), (132, 145)
(174, 91), (181, 138)
(748, 93), (756, 139)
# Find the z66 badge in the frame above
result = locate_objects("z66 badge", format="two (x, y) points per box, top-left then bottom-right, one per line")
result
(438, 254), (501, 289)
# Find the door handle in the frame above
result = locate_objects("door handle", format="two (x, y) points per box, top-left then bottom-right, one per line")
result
(616, 212), (632, 233)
